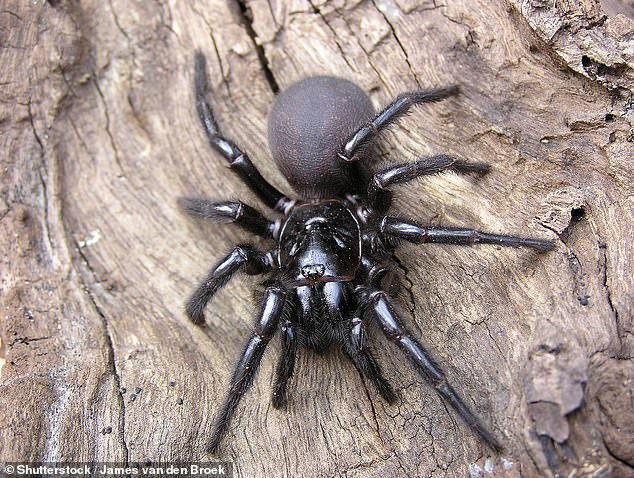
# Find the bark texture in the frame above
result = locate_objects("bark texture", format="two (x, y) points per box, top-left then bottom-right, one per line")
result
(1, 0), (633, 476)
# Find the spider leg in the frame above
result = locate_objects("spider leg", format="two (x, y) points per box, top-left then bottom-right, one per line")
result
(179, 197), (276, 238)
(367, 154), (489, 215)
(271, 318), (297, 408)
(207, 282), (287, 453)
(339, 87), (460, 162)
(380, 216), (555, 251)
(342, 314), (396, 403)
(186, 245), (272, 325)
(365, 289), (503, 452)
(194, 52), (292, 212)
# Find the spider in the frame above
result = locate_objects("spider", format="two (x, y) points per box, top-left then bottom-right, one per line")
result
(181, 51), (554, 454)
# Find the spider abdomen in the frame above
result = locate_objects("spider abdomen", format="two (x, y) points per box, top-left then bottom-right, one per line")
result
(267, 77), (374, 198)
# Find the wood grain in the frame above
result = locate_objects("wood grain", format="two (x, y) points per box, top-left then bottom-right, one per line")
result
(1, 0), (632, 476)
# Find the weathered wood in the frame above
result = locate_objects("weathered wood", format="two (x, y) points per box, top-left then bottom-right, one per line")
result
(1, 0), (632, 476)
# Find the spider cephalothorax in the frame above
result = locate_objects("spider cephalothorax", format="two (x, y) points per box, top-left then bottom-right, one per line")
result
(181, 52), (554, 453)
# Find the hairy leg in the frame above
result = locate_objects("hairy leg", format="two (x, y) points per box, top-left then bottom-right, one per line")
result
(271, 318), (298, 408)
(338, 87), (460, 162)
(366, 154), (488, 216)
(362, 289), (502, 451)
(186, 245), (272, 324)
(342, 314), (396, 403)
(194, 52), (292, 211)
(380, 216), (554, 251)
(207, 283), (287, 453)
(179, 197), (276, 238)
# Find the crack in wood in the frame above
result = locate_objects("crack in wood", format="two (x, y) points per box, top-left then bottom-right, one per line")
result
(75, 242), (130, 464)
(91, 72), (126, 178)
(370, 0), (422, 88)
(307, 1), (356, 73)
(236, 0), (279, 93)
(599, 241), (625, 357)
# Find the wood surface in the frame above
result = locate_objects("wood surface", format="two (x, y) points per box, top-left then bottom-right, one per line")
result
(1, 0), (633, 476)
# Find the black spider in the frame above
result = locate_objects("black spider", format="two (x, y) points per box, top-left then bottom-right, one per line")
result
(181, 52), (554, 454)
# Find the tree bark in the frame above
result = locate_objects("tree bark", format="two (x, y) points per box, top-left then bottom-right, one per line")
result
(1, 0), (632, 476)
